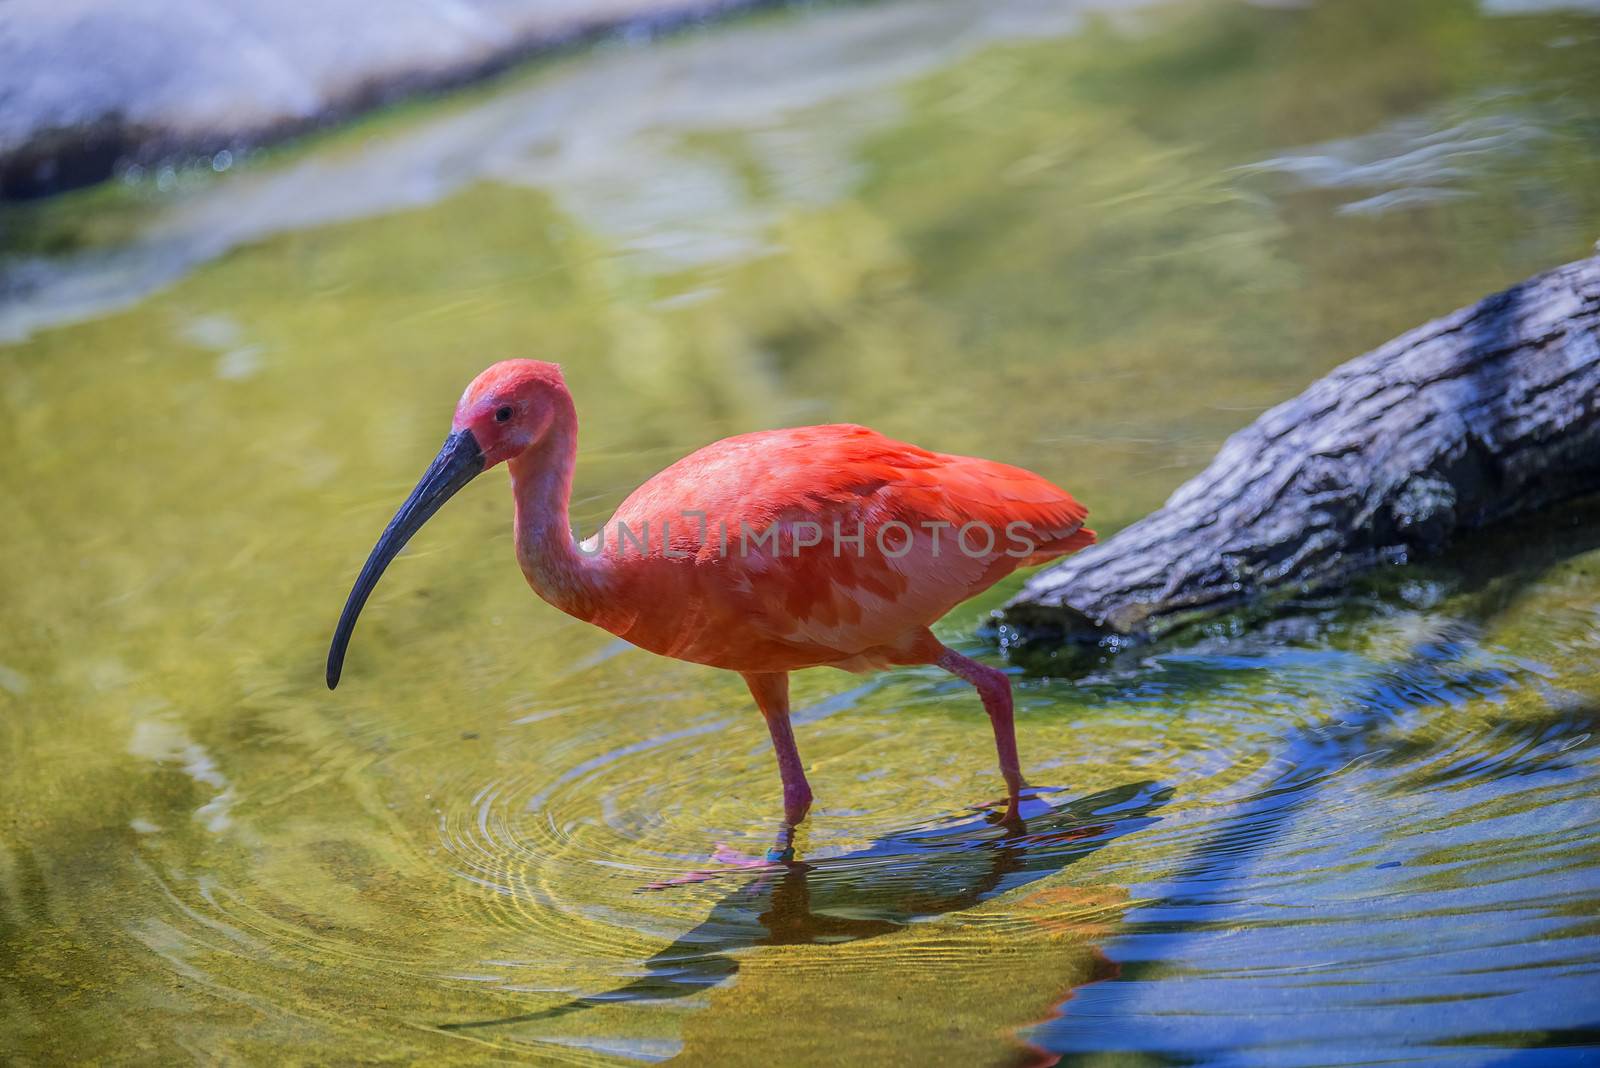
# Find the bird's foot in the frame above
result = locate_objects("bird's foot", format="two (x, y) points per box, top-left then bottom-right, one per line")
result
(639, 841), (778, 891)
(978, 783), (1060, 827)
(991, 796), (1023, 828)
(765, 822), (798, 864)
(711, 842), (774, 868)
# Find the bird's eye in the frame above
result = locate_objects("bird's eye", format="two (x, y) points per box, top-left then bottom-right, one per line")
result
(494, 406), (513, 423)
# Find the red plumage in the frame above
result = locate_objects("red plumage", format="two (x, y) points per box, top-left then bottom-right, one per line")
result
(591, 424), (1094, 674)
(332, 361), (1098, 827)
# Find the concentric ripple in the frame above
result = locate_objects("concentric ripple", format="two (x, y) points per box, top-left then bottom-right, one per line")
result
(75, 554), (1600, 1066)
(6, 0), (1600, 1061)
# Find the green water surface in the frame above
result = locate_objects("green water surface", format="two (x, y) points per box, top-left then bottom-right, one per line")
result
(2, 0), (1599, 1063)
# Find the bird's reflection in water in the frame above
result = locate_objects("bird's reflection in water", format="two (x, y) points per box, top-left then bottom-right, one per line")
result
(441, 780), (1169, 1030)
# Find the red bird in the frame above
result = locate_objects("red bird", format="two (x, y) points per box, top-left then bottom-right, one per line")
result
(328, 360), (1094, 827)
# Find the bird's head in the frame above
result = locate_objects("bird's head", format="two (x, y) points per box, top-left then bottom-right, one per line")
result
(451, 358), (571, 468)
(325, 360), (570, 690)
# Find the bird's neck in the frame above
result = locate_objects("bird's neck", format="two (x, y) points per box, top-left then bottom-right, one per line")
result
(507, 394), (603, 620)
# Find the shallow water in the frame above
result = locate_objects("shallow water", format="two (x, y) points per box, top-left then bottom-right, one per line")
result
(2, 0), (1599, 1063)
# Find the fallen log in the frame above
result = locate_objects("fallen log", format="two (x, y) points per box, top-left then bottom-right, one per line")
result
(1000, 251), (1600, 654)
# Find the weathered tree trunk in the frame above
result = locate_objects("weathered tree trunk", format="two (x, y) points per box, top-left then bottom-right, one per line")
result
(1001, 252), (1600, 652)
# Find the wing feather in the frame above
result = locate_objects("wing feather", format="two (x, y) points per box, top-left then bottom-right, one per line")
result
(599, 425), (1094, 668)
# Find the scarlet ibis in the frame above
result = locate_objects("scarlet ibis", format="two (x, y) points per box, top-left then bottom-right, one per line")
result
(327, 360), (1094, 826)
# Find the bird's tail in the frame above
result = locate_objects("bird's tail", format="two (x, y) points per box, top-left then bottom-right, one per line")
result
(1020, 524), (1096, 567)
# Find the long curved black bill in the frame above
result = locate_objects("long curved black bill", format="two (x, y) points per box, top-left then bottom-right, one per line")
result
(326, 429), (485, 689)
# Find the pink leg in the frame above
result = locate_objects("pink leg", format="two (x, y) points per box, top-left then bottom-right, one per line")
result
(743, 671), (812, 826)
(936, 646), (1026, 820)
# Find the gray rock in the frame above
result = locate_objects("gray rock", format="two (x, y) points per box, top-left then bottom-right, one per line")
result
(0, 0), (774, 197)
(0, 0), (1130, 338)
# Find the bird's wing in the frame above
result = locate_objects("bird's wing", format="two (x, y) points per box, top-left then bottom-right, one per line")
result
(607, 425), (1093, 661)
